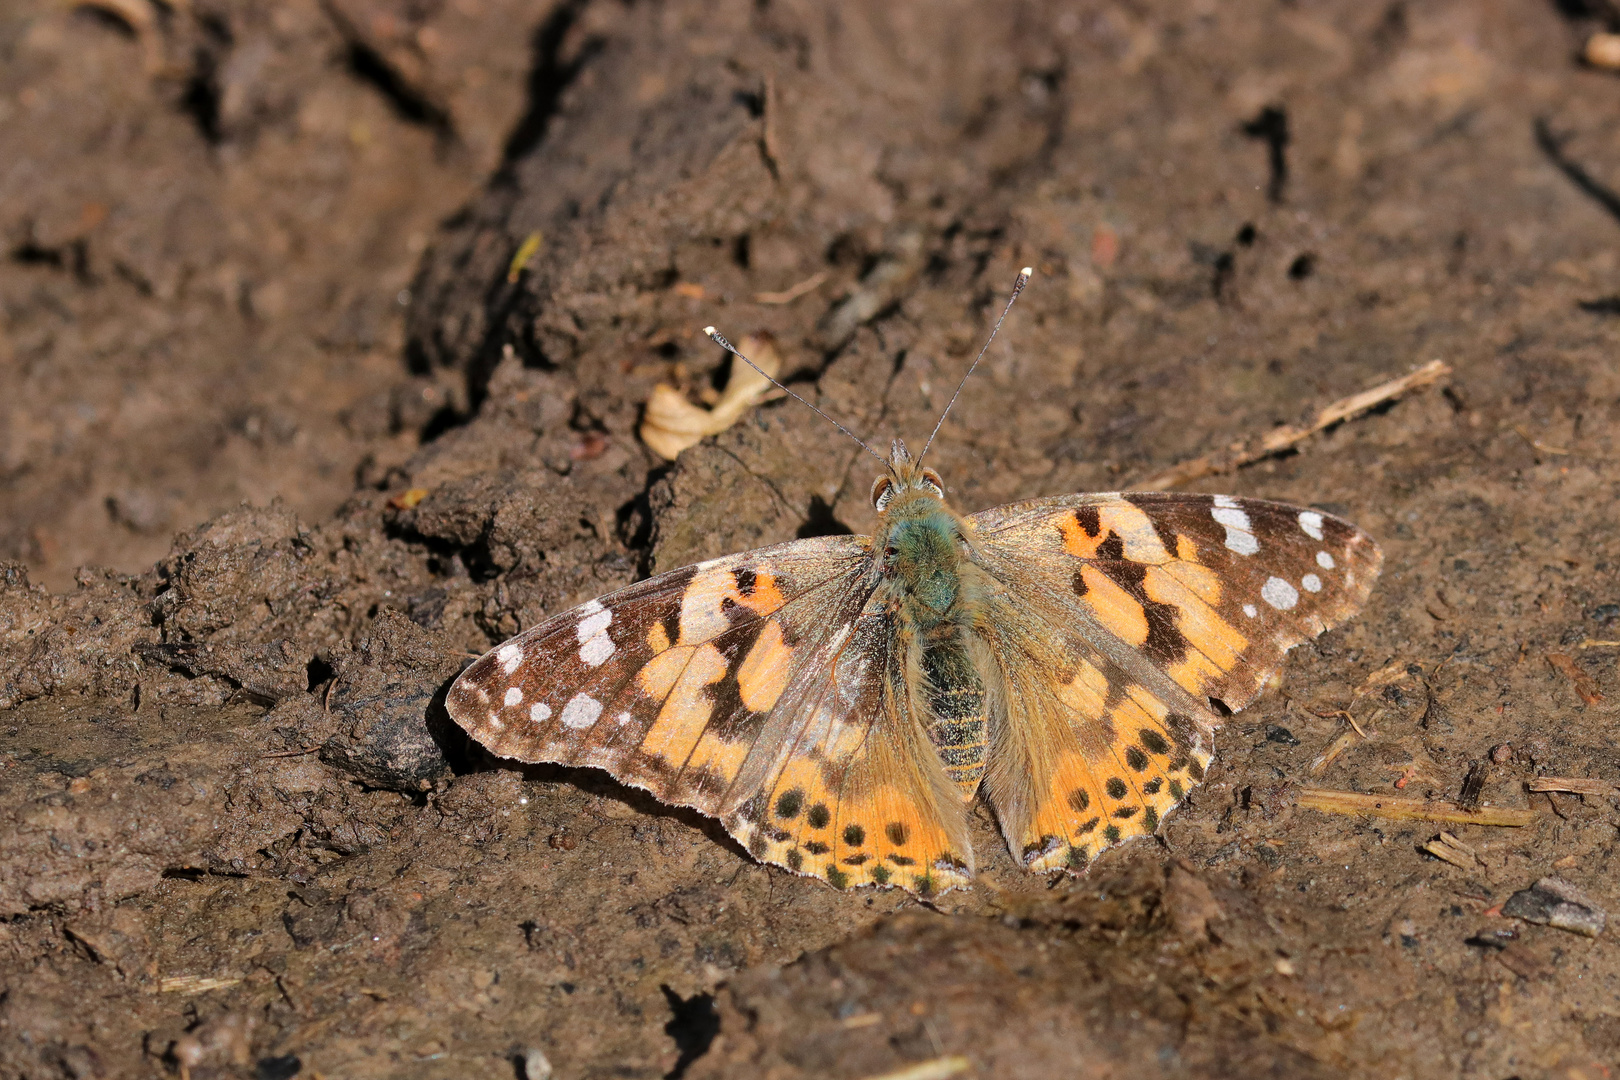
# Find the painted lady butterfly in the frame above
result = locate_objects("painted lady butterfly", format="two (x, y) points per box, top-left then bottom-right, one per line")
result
(446, 271), (1382, 896)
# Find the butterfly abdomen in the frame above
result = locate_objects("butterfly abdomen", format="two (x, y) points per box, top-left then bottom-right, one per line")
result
(918, 628), (987, 796)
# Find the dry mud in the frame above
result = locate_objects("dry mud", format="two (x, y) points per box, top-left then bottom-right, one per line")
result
(5, 1), (1620, 1077)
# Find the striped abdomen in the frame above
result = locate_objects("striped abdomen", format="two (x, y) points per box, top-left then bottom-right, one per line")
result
(919, 630), (987, 797)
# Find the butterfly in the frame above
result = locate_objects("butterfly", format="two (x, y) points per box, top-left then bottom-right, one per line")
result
(444, 271), (1382, 897)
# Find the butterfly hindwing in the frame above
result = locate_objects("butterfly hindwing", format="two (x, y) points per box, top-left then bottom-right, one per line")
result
(445, 536), (973, 893)
(968, 493), (1381, 872)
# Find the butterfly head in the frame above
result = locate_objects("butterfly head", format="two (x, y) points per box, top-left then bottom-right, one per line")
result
(870, 438), (947, 516)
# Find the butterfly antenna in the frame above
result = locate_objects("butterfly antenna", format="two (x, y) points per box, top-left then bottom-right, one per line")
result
(703, 327), (887, 463)
(917, 266), (1033, 466)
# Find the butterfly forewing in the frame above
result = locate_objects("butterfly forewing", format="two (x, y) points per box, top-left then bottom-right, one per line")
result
(969, 492), (1381, 872)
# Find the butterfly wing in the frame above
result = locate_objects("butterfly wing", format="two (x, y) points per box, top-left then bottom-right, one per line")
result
(446, 536), (973, 895)
(966, 492), (1381, 872)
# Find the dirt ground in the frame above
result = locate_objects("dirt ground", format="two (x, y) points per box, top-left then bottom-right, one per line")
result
(5, 0), (1620, 1076)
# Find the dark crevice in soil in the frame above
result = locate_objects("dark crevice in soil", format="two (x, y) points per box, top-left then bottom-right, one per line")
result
(660, 985), (719, 1080)
(499, 0), (608, 171)
(342, 41), (453, 137)
(180, 48), (225, 145)
(1534, 116), (1620, 224)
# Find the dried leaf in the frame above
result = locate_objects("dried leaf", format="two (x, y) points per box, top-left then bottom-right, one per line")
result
(640, 333), (781, 460)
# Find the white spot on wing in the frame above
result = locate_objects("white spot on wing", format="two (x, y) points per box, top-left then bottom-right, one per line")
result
(576, 605), (615, 668)
(1298, 511), (1325, 541)
(529, 702), (551, 723)
(497, 642), (522, 674)
(1262, 576), (1299, 610)
(1210, 503), (1259, 556)
(1316, 550), (1335, 569)
(616, 710), (632, 725)
(560, 693), (602, 729)
(1301, 573), (1323, 593)
(486, 714), (505, 730)
(1242, 603), (1258, 618)
(579, 635), (616, 667)
(579, 598), (605, 616)
(504, 686), (523, 707)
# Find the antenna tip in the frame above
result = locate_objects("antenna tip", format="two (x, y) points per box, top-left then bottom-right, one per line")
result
(1019, 266), (1034, 277)
(703, 326), (717, 337)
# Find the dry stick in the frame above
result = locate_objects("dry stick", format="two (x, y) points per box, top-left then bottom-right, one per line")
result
(1527, 776), (1617, 797)
(1297, 788), (1535, 827)
(1137, 359), (1452, 491)
(754, 270), (828, 305)
(1421, 831), (1482, 871)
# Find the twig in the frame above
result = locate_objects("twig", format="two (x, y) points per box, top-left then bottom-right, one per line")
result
(1547, 651), (1604, 706)
(1512, 425), (1573, 456)
(1136, 360), (1450, 490)
(1421, 830), (1482, 871)
(1297, 788), (1535, 827)
(860, 1058), (971, 1080)
(754, 270), (828, 305)
(1528, 776), (1616, 798)
(1308, 726), (1361, 778)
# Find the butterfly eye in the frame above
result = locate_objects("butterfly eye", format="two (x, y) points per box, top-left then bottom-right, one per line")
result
(871, 476), (895, 511)
(918, 467), (945, 500)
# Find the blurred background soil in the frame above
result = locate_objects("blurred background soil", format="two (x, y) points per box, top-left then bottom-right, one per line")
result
(4, 1), (1620, 1077)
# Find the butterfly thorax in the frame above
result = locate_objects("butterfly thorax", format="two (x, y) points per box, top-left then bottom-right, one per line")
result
(870, 440), (988, 797)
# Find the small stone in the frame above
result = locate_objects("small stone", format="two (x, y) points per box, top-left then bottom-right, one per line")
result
(1501, 877), (1607, 938)
(522, 1047), (554, 1080)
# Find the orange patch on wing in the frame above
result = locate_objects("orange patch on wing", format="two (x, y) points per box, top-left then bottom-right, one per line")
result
(683, 731), (749, 785)
(1059, 513), (1109, 560)
(678, 567), (792, 646)
(638, 647), (691, 700)
(1025, 750), (1099, 839)
(734, 571), (787, 616)
(1055, 657), (1110, 718)
(1167, 538), (1222, 603)
(641, 643), (726, 763)
(1145, 565), (1245, 661)
(1079, 566), (1149, 647)
(1140, 563), (1246, 694)
(736, 620), (794, 712)
(647, 620), (672, 654)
